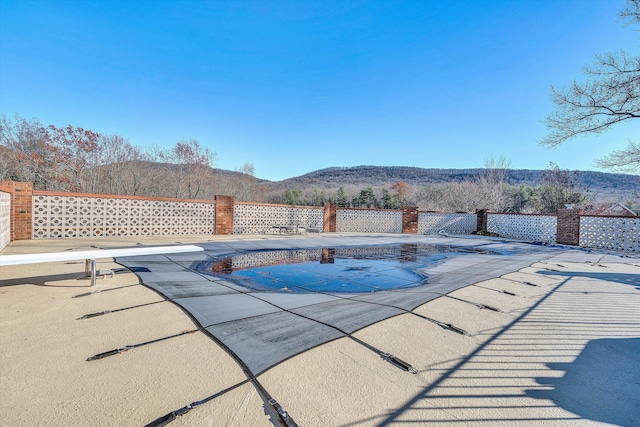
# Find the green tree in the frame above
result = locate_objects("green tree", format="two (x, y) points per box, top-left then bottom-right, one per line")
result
(284, 188), (303, 205)
(310, 189), (328, 206)
(380, 188), (401, 209)
(333, 186), (349, 207)
(353, 186), (379, 208)
(511, 184), (542, 213)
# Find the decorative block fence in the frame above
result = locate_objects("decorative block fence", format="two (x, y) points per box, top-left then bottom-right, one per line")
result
(234, 203), (324, 234)
(580, 215), (639, 253)
(487, 213), (557, 243)
(0, 188), (10, 252)
(0, 180), (637, 254)
(418, 212), (477, 235)
(336, 208), (402, 233)
(31, 192), (216, 239)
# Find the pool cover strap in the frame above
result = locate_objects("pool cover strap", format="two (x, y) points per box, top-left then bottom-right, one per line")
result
(86, 329), (198, 361)
(78, 300), (165, 320)
(144, 379), (250, 427)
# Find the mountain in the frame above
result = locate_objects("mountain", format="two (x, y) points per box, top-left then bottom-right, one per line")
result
(262, 165), (638, 196)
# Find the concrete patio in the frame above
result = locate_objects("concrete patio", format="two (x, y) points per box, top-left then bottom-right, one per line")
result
(1, 233), (639, 426)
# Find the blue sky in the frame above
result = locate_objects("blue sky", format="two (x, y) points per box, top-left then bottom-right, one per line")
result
(1, 0), (638, 181)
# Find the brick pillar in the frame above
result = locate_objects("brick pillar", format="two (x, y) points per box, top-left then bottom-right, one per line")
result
(556, 209), (582, 246)
(214, 195), (234, 235)
(2, 180), (33, 241)
(324, 203), (336, 233)
(320, 248), (335, 264)
(476, 209), (488, 234)
(402, 206), (418, 233)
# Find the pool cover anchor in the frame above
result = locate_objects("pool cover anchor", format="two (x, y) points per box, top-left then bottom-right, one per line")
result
(268, 398), (299, 427)
(380, 352), (418, 374)
(412, 313), (468, 335)
(443, 294), (501, 313)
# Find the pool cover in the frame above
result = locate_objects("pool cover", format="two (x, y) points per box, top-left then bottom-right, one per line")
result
(116, 235), (560, 375)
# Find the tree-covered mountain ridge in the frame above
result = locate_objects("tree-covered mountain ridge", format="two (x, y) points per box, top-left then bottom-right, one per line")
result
(266, 165), (638, 193)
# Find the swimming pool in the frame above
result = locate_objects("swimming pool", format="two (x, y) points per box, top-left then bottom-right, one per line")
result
(196, 243), (503, 293)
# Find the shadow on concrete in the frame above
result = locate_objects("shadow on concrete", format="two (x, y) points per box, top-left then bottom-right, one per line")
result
(537, 270), (640, 290)
(527, 337), (640, 427)
(0, 273), (89, 287)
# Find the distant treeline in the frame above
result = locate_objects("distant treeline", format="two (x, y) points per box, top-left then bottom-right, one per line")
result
(267, 165), (639, 194)
(2, 114), (638, 214)
(266, 165), (639, 215)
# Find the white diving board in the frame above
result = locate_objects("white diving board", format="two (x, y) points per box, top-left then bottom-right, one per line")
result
(0, 245), (204, 286)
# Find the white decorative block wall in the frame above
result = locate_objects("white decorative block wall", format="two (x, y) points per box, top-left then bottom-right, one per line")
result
(32, 194), (215, 239)
(418, 213), (476, 235)
(337, 209), (402, 233)
(233, 204), (324, 234)
(0, 191), (10, 252)
(488, 213), (557, 243)
(580, 216), (639, 253)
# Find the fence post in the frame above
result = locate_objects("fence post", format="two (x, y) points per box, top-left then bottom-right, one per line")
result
(324, 203), (336, 232)
(214, 195), (234, 235)
(402, 206), (418, 233)
(476, 209), (488, 234)
(556, 209), (583, 246)
(1, 180), (33, 241)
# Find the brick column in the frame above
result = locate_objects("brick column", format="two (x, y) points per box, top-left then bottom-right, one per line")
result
(556, 209), (582, 246)
(476, 209), (488, 234)
(320, 248), (335, 264)
(1, 180), (33, 241)
(214, 195), (234, 235)
(402, 206), (418, 233)
(324, 203), (336, 233)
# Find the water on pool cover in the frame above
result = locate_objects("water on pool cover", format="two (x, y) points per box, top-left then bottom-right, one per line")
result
(197, 243), (500, 293)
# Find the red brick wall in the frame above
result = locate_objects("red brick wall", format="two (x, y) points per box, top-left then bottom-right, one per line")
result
(557, 209), (582, 246)
(324, 203), (336, 232)
(215, 195), (235, 235)
(402, 206), (418, 233)
(1, 180), (33, 241)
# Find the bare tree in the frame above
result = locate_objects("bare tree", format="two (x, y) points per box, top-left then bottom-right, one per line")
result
(538, 163), (591, 213)
(89, 134), (158, 196)
(474, 156), (513, 211)
(620, 0), (640, 24)
(595, 139), (640, 173)
(0, 114), (59, 189)
(541, 51), (639, 146)
(540, 1), (640, 172)
(157, 139), (217, 199)
(47, 124), (101, 192)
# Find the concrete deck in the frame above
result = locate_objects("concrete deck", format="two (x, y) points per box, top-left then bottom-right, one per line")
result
(1, 233), (639, 426)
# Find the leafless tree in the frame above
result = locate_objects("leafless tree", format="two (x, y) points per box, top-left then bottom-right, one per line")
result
(540, 1), (640, 172)
(88, 134), (158, 196)
(474, 156), (513, 211)
(156, 139), (217, 199)
(595, 139), (640, 173)
(620, 0), (640, 24)
(538, 163), (591, 213)
(0, 114), (59, 189)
